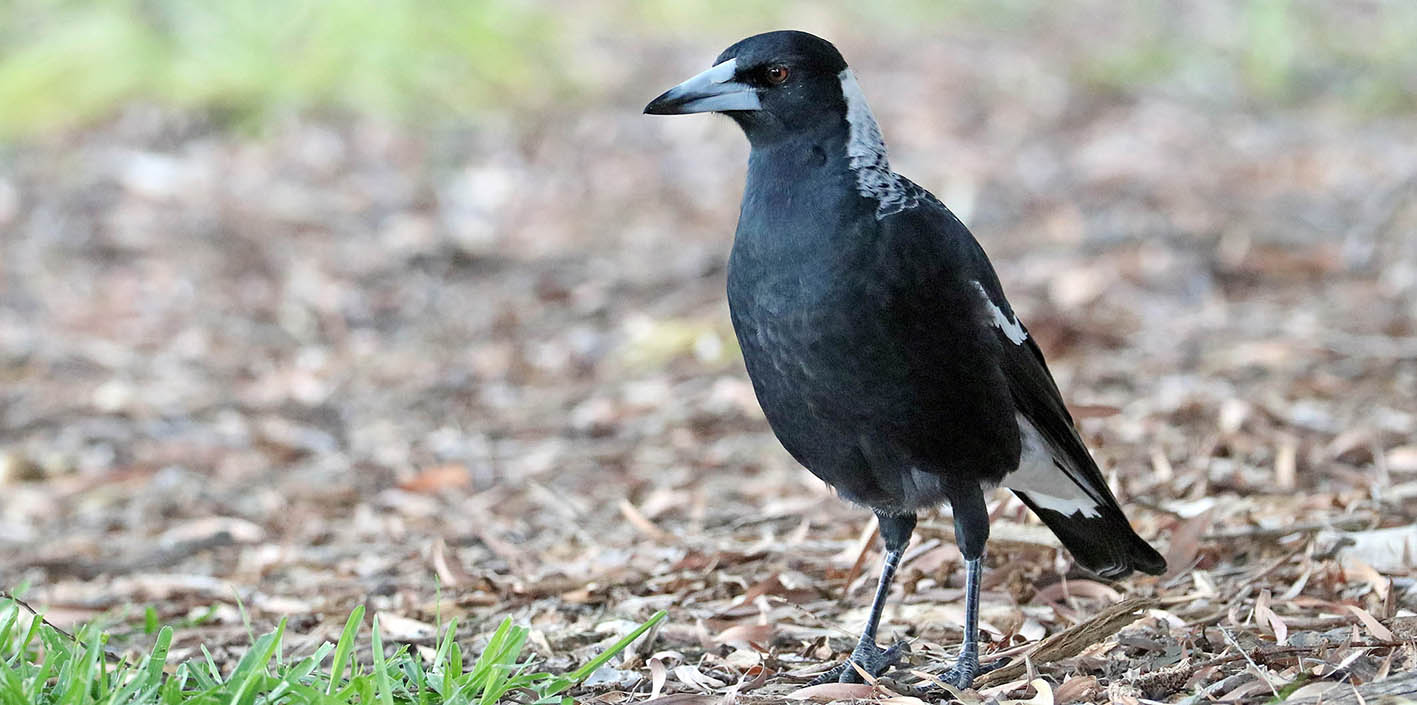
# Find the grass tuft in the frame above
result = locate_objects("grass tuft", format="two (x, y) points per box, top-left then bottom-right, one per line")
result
(0, 594), (667, 704)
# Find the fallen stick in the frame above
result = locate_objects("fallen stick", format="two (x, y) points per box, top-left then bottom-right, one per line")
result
(973, 596), (1157, 687)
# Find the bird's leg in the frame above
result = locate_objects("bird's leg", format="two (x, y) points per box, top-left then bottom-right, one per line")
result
(934, 556), (1005, 688)
(809, 512), (916, 685)
(935, 488), (1005, 690)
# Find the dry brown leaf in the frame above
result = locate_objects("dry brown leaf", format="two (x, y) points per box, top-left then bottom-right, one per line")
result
(730, 574), (787, 606)
(712, 622), (774, 648)
(1034, 579), (1122, 605)
(1069, 404), (1120, 419)
(1164, 508), (1214, 578)
(1054, 675), (1099, 705)
(840, 515), (881, 588)
(729, 664), (771, 694)
(398, 464), (469, 493)
(429, 537), (467, 587)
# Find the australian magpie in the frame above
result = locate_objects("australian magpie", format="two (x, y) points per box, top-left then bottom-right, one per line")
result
(645, 30), (1166, 690)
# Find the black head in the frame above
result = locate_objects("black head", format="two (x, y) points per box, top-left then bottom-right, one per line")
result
(644, 31), (851, 143)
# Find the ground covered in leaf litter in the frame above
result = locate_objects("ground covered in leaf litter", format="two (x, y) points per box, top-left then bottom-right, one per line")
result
(3, 6), (1417, 705)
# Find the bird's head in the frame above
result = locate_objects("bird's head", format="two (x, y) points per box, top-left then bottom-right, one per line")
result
(644, 30), (851, 143)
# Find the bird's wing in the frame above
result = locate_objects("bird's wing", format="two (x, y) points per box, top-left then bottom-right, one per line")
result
(894, 190), (1121, 510)
(963, 239), (1121, 510)
(886, 189), (1165, 575)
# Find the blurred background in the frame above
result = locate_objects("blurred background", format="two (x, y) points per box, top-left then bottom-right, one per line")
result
(2, 0), (1415, 699)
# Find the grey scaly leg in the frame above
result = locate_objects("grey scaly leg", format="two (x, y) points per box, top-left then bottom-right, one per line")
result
(810, 513), (915, 685)
(938, 555), (1006, 689)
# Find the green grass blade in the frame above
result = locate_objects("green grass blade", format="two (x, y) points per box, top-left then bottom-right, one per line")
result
(370, 614), (395, 705)
(325, 604), (364, 696)
(566, 610), (665, 682)
(226, 617), (286, 705)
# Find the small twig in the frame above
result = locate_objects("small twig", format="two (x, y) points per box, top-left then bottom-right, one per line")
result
(1223, 543), (1308, 601)
(0, 591), (124, 663)
(1219, 626), (1280, 700)
(975, 596), (1156, 687)
(0, 591), (81, 643)
(618, 498), (678, 545)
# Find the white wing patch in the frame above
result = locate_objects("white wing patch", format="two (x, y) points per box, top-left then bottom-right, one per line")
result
(838, 69), (917, 219)
(1002, 413), (1101, 518)
(972, 280), (1028, 345)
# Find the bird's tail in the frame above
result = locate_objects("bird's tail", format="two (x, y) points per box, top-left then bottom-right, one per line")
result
(1014, 492), (1166, 578)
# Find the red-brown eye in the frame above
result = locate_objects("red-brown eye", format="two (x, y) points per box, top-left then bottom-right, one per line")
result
(765, 65), (790, 84)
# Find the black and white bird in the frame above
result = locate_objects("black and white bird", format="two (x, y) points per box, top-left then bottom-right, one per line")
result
(645, 30), (1165, 690)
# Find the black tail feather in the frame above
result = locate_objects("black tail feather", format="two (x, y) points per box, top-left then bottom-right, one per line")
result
(1014, 492), (1166, 578)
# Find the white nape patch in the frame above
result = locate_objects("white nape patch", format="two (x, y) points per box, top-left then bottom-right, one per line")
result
(838, 69), (915, 219)
(972, 281), (1028, 345)
(1002, 413), (1101, 518)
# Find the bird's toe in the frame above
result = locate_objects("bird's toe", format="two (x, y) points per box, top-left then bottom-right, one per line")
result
(807, 639), (910, 685)
(932, 655), (1008, 691)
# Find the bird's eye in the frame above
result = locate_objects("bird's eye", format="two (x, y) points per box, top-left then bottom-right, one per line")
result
(764, 65), (790, 85)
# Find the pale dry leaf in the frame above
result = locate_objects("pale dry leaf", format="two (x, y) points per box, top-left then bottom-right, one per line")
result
(1324, 524), (1417, 572)
(785, 682), (876, 701)
(713, 622), (774, 649)
(1014, 678), (1055, 705)
(1150, 447), (1174, 482)
(673, 663), (726, 692)
(648, 657), (667, 700)
(1344, 556), (1392, 601)
(1253, 589), (1288, 645)
(158, 516), (266, 545)
(1282, 681), (1340, 702)
(638, 696), (719, 705)
(375, 612), (436, 641)
(1344, 604), (1396, 642)
(1274, 436), (1298, 491)
(1386, 445), (1417, 473)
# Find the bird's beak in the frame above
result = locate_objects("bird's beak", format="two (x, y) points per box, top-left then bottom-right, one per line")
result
(644, 58), (761, 115)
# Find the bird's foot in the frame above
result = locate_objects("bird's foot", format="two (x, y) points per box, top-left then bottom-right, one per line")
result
(808, 639), (909, 685)
(932, 652), (1007, 690)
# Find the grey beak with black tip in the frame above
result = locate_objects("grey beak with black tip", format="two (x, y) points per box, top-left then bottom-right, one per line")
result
(644, 58), (761, 115)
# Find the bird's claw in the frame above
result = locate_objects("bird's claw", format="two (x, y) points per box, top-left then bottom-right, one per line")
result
(934, 654), (1008, 690)
(808, 640), (909, 685)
